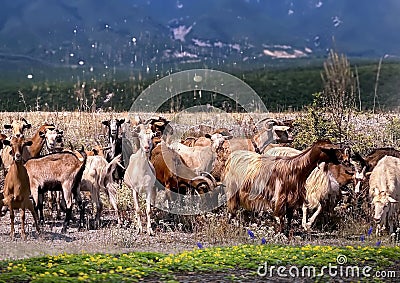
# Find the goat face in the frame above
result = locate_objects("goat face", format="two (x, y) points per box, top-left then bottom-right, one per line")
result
(43, 129), (59, 150)
(318, 143), (349, 165)
(135, 124), (155, 154)
(372, 191), (398, 224)
(4, 118), (31, 137)
(103, 118), (125, 139)
(3, 137), (33, 162)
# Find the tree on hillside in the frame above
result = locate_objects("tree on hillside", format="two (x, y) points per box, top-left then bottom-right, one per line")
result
(321, 49), (356, 143)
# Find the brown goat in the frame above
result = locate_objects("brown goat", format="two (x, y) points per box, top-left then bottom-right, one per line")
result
(3, 118), (31, 137)
(25, 149), (87, 233)
(2, 137), (40, 240)
(354, 147), (400, 172)
(22, 124), (60, 160)
(1, 124), (59, 175)
(223, 140), (347, 235)
(264, 146), (360, 231)
(150, 142), (215, 209)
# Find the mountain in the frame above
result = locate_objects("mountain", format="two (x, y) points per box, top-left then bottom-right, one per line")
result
(1, 0), (399, 79)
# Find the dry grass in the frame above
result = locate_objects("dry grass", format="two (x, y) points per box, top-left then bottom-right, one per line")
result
(0, 110), (399, 254)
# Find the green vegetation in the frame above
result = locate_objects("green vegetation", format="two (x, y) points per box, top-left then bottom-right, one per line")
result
(0, 244), (398, 282)
(1, 60), (400, 112)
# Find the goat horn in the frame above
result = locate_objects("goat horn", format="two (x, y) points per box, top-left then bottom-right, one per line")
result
(190, 176), (214, 192)
(199, 171), (217, 187)
(117, 162), (125, 170)
(144, 118), (156, 124)
(255, 118), (280, 128)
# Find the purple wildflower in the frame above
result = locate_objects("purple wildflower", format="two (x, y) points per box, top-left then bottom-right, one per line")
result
(261, 238), (267, 244)
(368, 226), (373, 236)
(360, 235), (365, 242)
(247, 229), (255, 239)
(197, 242), (203, 249)
(376, 240), (381, 247)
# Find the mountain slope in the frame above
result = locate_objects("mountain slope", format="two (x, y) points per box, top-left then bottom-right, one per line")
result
(0, 0), (399, 77)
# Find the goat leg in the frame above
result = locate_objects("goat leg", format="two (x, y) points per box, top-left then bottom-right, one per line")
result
(27, 200), (40, 235)
(132, 189), (142, 234)
(302, 204), (308, 231)
(61, 207), (72, 233)
(9, 207), (15, 240)
(146, 188), (156, 235)
(20, 209), (26, 240)
(284, 207), (294, 238)
(37, 192), (45, 225)
(305, 203), (322, 231)
(75, 191), (85, 231)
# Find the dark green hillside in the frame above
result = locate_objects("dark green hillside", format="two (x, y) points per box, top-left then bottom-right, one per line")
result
(1, 61), (399, 112)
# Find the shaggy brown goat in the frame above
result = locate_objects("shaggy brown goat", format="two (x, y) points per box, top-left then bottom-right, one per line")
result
(222, 140), (347, 235)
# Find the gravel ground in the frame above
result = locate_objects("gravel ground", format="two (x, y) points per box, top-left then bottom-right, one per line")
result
(0, 208), (398, 261)
(0, 212), (205, 260)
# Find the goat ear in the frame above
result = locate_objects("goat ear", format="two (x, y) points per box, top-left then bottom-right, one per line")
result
(39, 131), (45, 138)
(205, 134), (212, 139)
(4, 124), (12, 129)
(388, 196), (398, 203)
(24, 140), (33, 147)
(366, 172), (372, 177)
(2, 139), (10, 146)
(23, 123), (32, 129)
(118, 119), (125, 125)
(102, 120), (110, 126)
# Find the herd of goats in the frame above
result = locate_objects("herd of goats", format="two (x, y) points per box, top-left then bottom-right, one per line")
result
(0, 115), (399, 240)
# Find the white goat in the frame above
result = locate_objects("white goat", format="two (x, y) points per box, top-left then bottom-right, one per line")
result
(169, 142), (215, 174)
(123, 124), (156, 235)
(80, 154), (122, 228)
(369, 156), (400, 235)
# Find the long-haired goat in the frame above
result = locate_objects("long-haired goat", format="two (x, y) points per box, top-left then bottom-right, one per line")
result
(223, 140), (347, 235)
(102, 118), (126, 181)
(264, 146), (358, 231)
(25, 149), (87, 233)
(2, 137), (40, 239)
